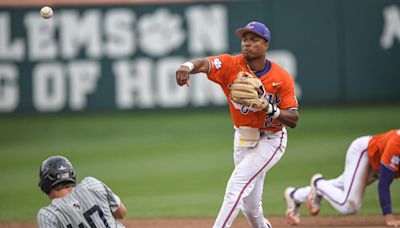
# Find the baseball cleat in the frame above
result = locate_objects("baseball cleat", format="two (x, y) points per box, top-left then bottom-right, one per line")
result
(307, 173), (324, 216)
(284, 187), (300, 225)
(264, 217), (272, 228)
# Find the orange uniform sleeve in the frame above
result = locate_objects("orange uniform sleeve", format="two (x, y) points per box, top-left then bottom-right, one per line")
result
(277, 73), (298, 110)
(380, 134), (400, 172)
(206, 54), (235, 86)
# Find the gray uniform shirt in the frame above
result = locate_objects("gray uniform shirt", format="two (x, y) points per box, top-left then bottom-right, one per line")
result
(37, 177), (124, 228)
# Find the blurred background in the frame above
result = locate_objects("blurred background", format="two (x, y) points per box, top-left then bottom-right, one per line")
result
(0, 0), (399, 223)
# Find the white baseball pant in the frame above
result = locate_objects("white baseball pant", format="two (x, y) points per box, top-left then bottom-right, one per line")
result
(213, 128), (287, 228)
(292, 136), (373, 214)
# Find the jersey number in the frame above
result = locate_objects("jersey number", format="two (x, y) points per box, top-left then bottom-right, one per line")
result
(67, 205), (110, 228)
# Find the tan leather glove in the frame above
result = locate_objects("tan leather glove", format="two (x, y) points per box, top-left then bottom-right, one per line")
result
(230, 71), (268, 110)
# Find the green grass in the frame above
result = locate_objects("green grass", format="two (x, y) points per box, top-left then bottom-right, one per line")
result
(0, 105), (399, 221)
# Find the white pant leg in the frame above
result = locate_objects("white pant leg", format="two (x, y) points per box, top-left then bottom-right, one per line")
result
(213, 128), (287, 228)
(328, 175), (345, 190)
(292, 186), (311, 203)
(241, 171), (266, 228)
(292, 175), (344, 204)
(316, 136), (371, 214)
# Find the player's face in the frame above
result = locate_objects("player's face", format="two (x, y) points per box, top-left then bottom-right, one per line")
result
(241, 33), (268, 60)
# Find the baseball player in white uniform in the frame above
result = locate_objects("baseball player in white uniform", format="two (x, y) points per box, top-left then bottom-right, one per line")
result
(37, 156), (126, 228)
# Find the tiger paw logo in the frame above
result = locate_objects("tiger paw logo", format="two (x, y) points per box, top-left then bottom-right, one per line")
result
(214, 58), (222, 69)
(391, 155), (400, 166)
(138, 9), (185, 57)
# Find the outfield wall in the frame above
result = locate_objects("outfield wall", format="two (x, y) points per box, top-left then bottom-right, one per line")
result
(0, 0), (399, 113)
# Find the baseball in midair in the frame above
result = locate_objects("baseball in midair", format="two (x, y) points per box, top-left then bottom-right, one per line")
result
(40, 6), (53, 19)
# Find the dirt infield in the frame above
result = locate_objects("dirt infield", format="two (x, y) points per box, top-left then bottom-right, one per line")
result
(0, 215), (388, 228)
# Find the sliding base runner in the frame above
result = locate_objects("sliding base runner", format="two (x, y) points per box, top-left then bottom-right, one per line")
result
(37, 156), (127, 228)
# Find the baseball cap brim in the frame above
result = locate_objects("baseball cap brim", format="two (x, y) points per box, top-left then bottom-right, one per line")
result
(235, 28), (268, 42)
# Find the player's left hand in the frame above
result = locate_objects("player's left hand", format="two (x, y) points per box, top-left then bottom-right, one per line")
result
(230, 71), (268, 110)
(386, 220), (400, 227)
(385, 214), (400, 227)
(387, 220), (400, 227)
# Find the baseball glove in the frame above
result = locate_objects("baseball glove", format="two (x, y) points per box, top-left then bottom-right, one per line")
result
(230, 71), (268, 110)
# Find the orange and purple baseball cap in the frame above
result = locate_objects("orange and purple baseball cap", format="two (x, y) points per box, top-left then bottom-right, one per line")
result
(235, 21), (271, 43)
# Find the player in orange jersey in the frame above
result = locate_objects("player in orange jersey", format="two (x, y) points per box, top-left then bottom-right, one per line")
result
(176, 21), (299, 228)
(284, 129), (400, 227)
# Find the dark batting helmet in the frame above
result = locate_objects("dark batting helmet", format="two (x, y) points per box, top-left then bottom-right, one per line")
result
(38, 156), (76, 194)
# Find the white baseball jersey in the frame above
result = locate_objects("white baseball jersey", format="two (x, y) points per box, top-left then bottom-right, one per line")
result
(37, 177), (124, 228)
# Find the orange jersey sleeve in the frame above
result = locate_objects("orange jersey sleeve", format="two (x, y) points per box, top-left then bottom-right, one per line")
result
(207, 54), (237, 86)
(380, 132), (400, 172)
(206, 54), (299, 131)
(368, 129), (400, 173)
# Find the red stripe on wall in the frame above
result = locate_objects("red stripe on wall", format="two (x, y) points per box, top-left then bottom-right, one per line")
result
(0, 0), (242, 8)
